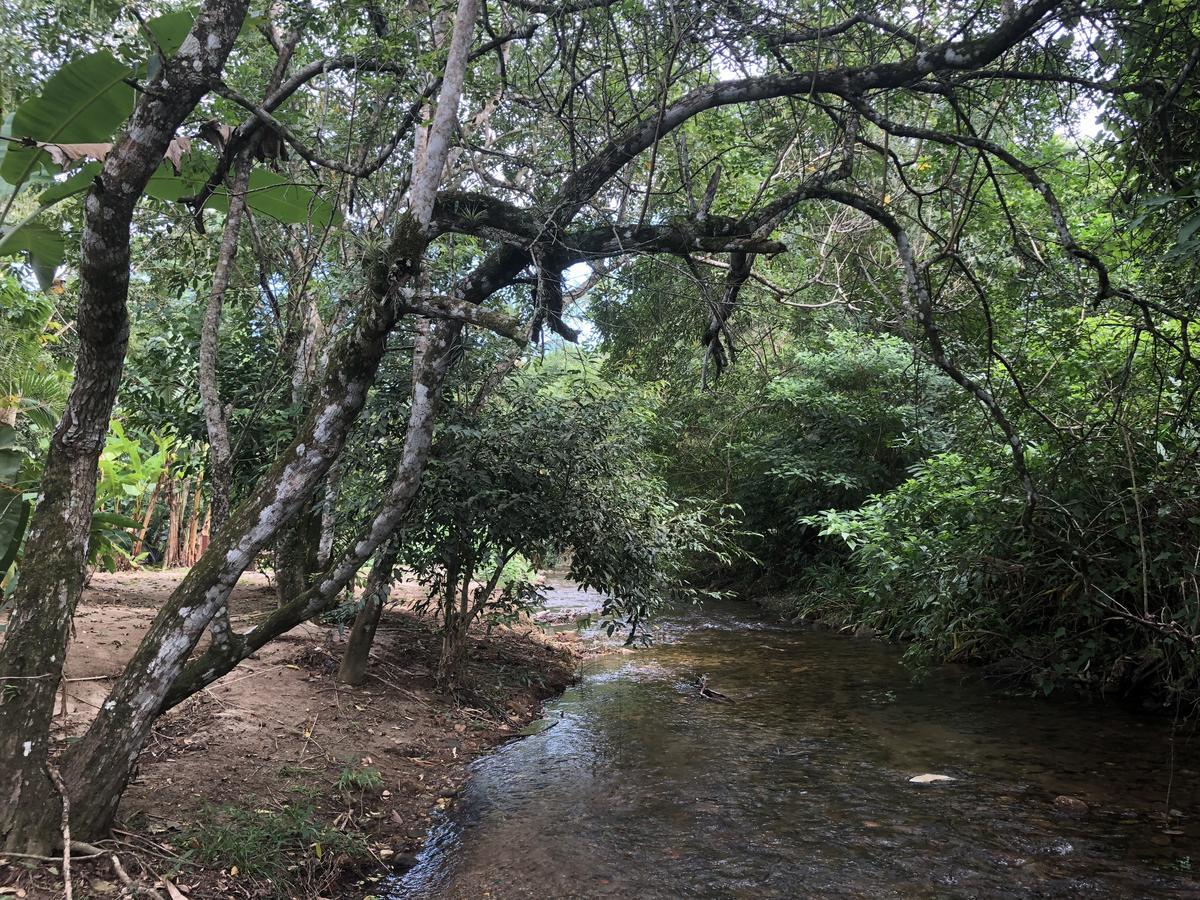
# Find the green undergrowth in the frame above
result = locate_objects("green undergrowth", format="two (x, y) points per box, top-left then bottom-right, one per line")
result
(183, 801), (369, 897)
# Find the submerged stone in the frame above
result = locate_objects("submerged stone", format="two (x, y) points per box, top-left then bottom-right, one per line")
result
(909, 773), (957, 784)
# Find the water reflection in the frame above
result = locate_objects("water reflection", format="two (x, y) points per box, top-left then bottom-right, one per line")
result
(388, 600), (1200, 898)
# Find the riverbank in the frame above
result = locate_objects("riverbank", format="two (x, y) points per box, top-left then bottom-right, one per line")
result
(746, 586), (1191, 713)
(0, 570), (580, 900)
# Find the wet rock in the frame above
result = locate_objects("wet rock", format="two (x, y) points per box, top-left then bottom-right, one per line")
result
(1037, 838), (1075, 856)
(1053, 795), (1089, 818)
(909, 773), (956, 784)
(388, 852), (421, 871)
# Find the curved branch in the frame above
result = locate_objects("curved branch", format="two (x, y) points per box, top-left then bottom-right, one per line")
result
(814, 187), (1038, 523)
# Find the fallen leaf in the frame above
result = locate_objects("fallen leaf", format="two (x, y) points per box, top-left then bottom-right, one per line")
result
(162, 877), (189, 900)
(909, 773), (956, 784)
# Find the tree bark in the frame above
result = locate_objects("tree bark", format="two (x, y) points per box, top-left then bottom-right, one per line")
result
(199, 155), (252, 533)
(337, 541), (399, 685)
(57, 214), (431, 838)
(437, 607), (470, 690)
(274, 502), (320, 606)
(55, 0), (481, 837)
(162, 320), (461, 707)
(0, 0), (251, 854)
(274, 289), (327, 607)
(317, 459), (341, 571)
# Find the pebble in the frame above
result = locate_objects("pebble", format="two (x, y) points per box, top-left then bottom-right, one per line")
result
(1053, 795), (1090, 818)
(909, 773), (956, 784)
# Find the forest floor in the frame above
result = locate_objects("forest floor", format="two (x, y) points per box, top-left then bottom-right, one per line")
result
(0, 569), (584, 900)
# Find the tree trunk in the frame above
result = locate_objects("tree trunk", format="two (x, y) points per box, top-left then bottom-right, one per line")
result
(53, 0), (481, 839)
(437, 615), (471, 690)
(0, 0), (251, 854)
(57, 223), (454, 840)
(199, 155), (252, 533)
(164, 321), (459, 704)
(131, 470), (166, 559)
(275, 504), (320, 606)
(338, 542), (399, 685)
(171, 478), (190, 567)
(317, 459), (341, 570)
(184, 480), (204, 565)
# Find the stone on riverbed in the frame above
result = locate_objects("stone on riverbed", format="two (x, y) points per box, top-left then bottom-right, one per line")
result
(909, 773), (957, 784)
(1053, 795), (1090, 818)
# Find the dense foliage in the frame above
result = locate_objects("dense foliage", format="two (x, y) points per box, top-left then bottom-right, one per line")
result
(394, 355), (732, 683)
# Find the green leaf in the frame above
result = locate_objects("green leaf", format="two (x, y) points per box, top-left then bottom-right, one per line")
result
(0, 114), (13, 193)
(1178, 211), (1200, 247)
(0, 425), (31, 580)
(38, 162), (101, 206)
(244, 170), (342, 226)
(145, 9), (198, 57)
(145, 163), (212, 205)
(91, 512), (141, 529)
(0, 220), (66, 290)
(0, 51), (135, 187)
(146, 164), (342, 226)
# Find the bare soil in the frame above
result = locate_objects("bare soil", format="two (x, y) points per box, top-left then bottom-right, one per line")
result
(1, 569), (581, 899)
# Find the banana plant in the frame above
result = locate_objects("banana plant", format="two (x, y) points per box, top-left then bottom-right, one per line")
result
(0, 423), (31, 596)
(0, 11), (339, 289)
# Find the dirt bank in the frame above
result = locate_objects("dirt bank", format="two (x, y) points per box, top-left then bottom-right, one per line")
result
(0, 569), (580, 899)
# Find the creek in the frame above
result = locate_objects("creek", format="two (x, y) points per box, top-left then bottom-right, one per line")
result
(387, 591), (1200, 898)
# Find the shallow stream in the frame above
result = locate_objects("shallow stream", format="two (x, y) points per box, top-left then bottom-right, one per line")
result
(388, 593), (1200, 898)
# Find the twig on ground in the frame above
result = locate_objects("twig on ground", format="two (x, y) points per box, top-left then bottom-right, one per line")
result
(111, 852), (166, 900)
(45, 762), (72, 900)
(214, 664), (286, 689)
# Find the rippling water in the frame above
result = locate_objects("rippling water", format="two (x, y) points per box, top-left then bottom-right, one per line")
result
(387, 596), (1200, 898)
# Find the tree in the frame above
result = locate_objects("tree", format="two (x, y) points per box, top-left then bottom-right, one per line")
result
(0, 0), (252, 851)
(351, 356), (732, 688)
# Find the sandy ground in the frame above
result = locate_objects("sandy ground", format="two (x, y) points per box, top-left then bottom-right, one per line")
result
(1, 569), (582, 899)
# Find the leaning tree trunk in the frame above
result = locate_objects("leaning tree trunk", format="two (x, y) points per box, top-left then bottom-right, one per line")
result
(317, 459), (342, 570)
(0, 0), (250, 854)
(274, 250), (329, 607)
(54, 0), (482, 839)
(338, 541), (399, 685)
(163, 320), (462, 706)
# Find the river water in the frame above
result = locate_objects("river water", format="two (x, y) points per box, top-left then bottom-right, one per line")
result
(387, 593), (1200, 898)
